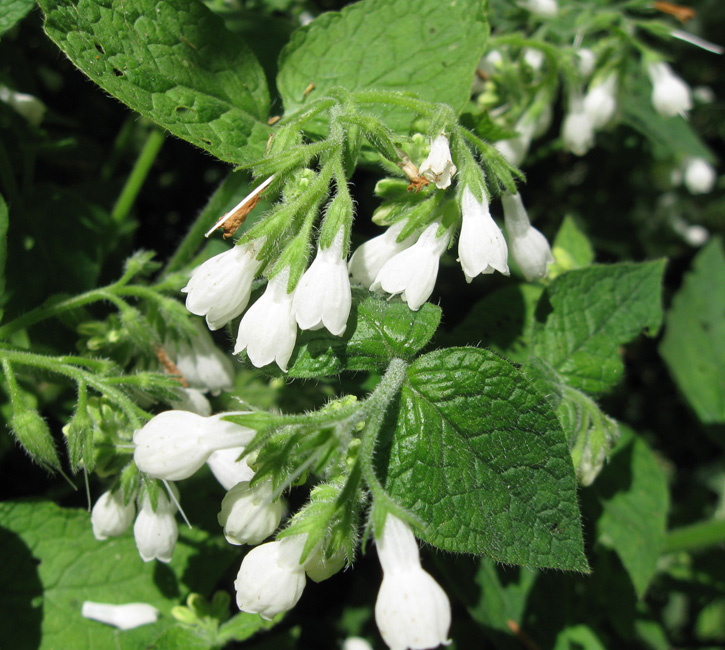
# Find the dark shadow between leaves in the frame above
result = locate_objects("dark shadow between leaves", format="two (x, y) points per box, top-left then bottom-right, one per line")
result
(0, 525), (43, 649)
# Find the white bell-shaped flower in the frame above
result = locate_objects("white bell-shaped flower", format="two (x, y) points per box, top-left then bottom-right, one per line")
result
(647, 61), (692, 118)
(182, 239), (264, 330)
(348, 221), (418, 289)
(371, 221), (452, 311)
(583, 73), (618, 129)
(218, 479), (284, 546)
(168, 387), (212, 416)
(293, 230), (352, 336)
(683, 157), (717, 194)
(562, 98), (595, 156)
(207, 446), (255, 490)
(235, 535), (307, 619)
(234, 267), (298, 371)
(133, 490), (178, 563)
(502, 192), (554, 281)
(576, 49), (596, 78)
(81, 601), (159, 630)
(342, 638), (374, 650)
(133, 411), (255, 481)
(458, 186), (509, 282)
(0, 85), (46, 126)
(375, 515), (451, 650)
(419, 134), (457, 190)
(91, 489), (136, 541)
(519, 0), (558, 18)
(170, 322), (234, 395)
(523, 48), (545, 72)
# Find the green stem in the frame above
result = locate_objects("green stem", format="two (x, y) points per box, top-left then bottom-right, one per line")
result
(663, 518), (725, 554)
(111, 128), (165, 224)
(358, 358), (408, 500)
(0, 287), (125, 340)
(0, 348), (151, 428)
(352, 89), (436, 117)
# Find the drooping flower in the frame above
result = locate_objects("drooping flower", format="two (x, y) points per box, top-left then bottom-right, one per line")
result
(234, 267), (298, 371)
(458, 186), (509, 282)
(91, 489), (136, 541)
(583, 73), (618, 129)
(562, 98), (595, 156)
(81, 601), (160, 630)
(419, 134), (457, 190)
(374, 515), (451, 650)
(0, 85), (46, 126)
(501, 192), (554, 281)
(683, 157), (717, 194)
(494, 120), (536, 167)
(168, 388), (212, 416)
(519, 0), (558, 18)
(348, 221), (417, 289)
(371, 221), (452, 311)
(234, 535), (307, 619)
(576, 48), (596, 78)
(293, 230), (352, 336)
(218, 479), (285, 546)
(133, 411), (255, 481)
(207, 446), (255, 491)
(182, 238), (264, 330)
(647, 61), (692, 118)
(133, 489), (178, 563)
(169, 321), (235, 395)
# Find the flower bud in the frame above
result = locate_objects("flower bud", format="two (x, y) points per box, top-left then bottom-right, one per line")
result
(234, 536), (307, 619)
(218, 479), (284, 546)
(562, 99), (595, 156)
(647, 61), (692, 118)
(683, 157), (716, 195)
(91, 489), (136, 541)
(133, 490), (178, 563)
(502, 192), (553, 282)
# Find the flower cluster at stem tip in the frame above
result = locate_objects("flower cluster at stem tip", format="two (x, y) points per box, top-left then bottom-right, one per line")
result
(183, 125), (552, 372)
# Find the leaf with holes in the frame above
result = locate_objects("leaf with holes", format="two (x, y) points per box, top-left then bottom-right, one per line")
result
(38, 0), (271, 165)
(378, 347), (588, 571)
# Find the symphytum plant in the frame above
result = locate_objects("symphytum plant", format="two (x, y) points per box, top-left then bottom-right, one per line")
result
(0, 0), (722, 649)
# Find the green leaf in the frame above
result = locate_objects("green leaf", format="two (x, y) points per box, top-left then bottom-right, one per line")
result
(0, 500), (239, 650)
(379, 347), (588, 571)
(218, 612), (281, 645)
(660, 238), (725, 424)
(277, 0), (488, 130)
(282, 289), (441, 377)
(593, 429), (669, 598)
(0, 193), (7, 322)
(550, 215), (594, 277)
(532, 261), (666, 395)
(441, 283), (543, 364)
(38, 0), (271, 165)
(0, 0), (34, 38)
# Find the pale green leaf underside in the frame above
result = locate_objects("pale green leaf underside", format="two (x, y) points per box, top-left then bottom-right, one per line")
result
(660, 238), (725, 424)
(38, 0), (271, 165)
(277, 0), (488, 130)
(532, 261), (666, 395)
(594, 430), (669, 598)
(0, 500), (239, 650)
(381, 347), (588, 571)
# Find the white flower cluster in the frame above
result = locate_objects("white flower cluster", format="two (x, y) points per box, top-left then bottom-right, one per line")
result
(349, 135), (552, 304)
(184, 229), (351, 372)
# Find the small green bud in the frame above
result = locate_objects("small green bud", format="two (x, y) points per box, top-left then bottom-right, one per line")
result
(11, 408), (61, 471)
(63, 407), (95, 473)
(171, 605), (198, 625)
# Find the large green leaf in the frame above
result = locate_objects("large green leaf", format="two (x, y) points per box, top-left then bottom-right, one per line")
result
(0, 0), (34, 38)
(0, 500), (241, 650)
(660, 238), (725, 424)
(593, 429), (669, 598)
(38, 0), (271, 165)
(280, 290), (441, 377)
(532, 261), (666, 395)
(277, 0), (488, 130)
(380, 347), (588, 571)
